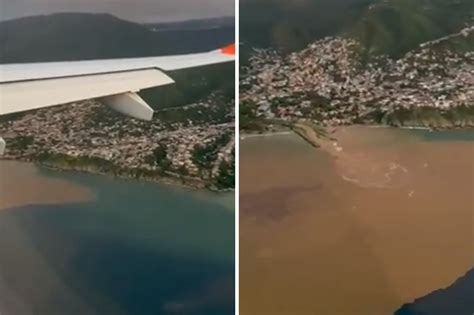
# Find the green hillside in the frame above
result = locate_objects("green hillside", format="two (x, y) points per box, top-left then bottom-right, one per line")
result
(431, 32), (474, 52)
(350, 0), (474, 57)
(241, 0), (474, 56)
(240, 0), (376, 52)
(140, 63), (235, 109)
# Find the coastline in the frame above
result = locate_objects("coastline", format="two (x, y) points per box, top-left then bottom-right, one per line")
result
(241, 122), (474, 149)
(0, 157), (234, 193)
(239, 131), (293, 140)
(241, 122), (329, 148)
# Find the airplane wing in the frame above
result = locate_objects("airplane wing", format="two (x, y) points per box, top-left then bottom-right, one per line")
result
(0, 43), (235, 155)
(0, 43), (235, 120)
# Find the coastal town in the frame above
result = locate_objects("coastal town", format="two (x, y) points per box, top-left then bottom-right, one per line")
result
(0, 93), (235, 190)
(241, 25), (474, 130)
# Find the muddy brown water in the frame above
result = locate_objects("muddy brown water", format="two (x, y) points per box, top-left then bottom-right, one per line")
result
(240, 127), (474, 315)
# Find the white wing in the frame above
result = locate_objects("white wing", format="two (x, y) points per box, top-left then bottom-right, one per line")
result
(0, 44), (235, 155)
(0, 45), (235, 119)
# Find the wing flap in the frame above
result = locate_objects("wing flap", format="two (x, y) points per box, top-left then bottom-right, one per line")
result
(101, 92), (154, 121)
(0, 69), (174, 115)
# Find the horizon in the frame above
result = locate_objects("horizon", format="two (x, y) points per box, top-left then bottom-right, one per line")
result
(0, 11), (235, 25)
(0, 0), (234, 23)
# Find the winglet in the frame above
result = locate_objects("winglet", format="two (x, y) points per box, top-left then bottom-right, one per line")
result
(220, 43), (235, 56)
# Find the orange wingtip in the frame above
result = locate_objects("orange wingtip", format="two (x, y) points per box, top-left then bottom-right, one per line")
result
(220, 43), (235, 56)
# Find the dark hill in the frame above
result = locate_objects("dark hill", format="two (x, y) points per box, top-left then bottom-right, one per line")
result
(394, 268), (474, 315)
(0, 13), (234, 63)
(0, 13), (158, 63)
(148, 26), (234, 55)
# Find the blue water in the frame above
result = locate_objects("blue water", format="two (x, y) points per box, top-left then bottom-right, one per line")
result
(415, 128), (474, 142)
(0, 168), (235, 315)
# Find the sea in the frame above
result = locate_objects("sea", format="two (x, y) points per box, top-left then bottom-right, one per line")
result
(240, 126), (474, 315)
(0, 162), (235, 315)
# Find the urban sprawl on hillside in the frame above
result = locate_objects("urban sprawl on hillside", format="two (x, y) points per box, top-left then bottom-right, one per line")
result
(0, 93), (235, 191)
(241, 26), (474, 131)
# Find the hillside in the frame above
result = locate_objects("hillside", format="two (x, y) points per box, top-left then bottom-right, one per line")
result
(350, 0), (474, 57)
(240, 0), (474, 57)
(0, 13), (234, 63)
(240, 0), (374, 53)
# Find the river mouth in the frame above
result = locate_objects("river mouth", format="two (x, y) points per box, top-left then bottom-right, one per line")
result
(240, 127), (474, 315)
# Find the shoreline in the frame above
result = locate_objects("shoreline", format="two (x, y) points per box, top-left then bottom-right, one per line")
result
(0, 158), (234, 194)
(239, 131), (293, 140)
(241, 123), (474, 147)
(241, 123), (329, 148)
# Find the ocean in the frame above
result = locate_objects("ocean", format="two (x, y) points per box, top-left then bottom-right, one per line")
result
(0, 162), (235, 315)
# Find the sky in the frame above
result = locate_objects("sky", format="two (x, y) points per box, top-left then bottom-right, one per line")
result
(0, 0), (235, 23)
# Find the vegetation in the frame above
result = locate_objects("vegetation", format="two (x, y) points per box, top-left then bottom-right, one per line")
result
(239, 100), (267, 131)
(145, 144), (172, 172)
(240, 0), (474, 57)
(366, 106), (474, 128)
(240, 0), (376, 53)
(8, 136), (35, 150)
(215, 159), (235, 189)
(152, 93), (233, 128)
(193, 133), (232, 168)
(36, 152), (119, 173)
(351, 0), (474, 57)
(140, 63), (235, 110)
(432, 32), (474, 53)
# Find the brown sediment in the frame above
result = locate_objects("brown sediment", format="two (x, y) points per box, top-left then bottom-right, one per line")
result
(0, 161), (94, 210)
(292, 124), (425, 188)
(240, 185), (323, 222)
(240, 127), (474, 315)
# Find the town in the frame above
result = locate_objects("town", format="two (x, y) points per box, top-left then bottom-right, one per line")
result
(0, 92), (235, 191)
(241, 26), (474, 130)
